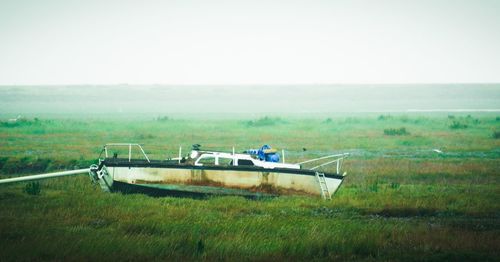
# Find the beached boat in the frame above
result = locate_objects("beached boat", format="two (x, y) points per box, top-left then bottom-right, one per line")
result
(0, 143), (349, 199)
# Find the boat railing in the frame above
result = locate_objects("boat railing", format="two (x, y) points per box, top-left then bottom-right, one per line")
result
(296, 153), (349, 174)
(103, 143), (150, 163)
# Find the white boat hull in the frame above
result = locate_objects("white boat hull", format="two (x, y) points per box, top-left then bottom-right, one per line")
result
(100, 164), (344, 198)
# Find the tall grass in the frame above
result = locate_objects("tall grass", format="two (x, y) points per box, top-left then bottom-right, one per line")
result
(0, 115), (499, 260)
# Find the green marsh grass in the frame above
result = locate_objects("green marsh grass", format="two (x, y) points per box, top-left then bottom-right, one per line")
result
(0, 114), (499, 260)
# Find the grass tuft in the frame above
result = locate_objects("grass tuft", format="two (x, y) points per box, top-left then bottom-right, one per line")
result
(383, 127), (409, 136)
(246, 116), (285, 127)
(156, 116), (170, 122)
(449, 121), (468, 129)
(377, 114), (392, 120)
(24, 181), (41, 195)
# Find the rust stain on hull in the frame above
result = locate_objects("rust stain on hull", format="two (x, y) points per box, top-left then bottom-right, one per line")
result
(134, 179), (311, 195)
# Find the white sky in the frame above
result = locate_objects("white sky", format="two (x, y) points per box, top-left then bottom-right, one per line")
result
(0, 0), (499, 85)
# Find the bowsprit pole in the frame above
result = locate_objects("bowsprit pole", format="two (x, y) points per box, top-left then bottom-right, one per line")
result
(0, 168), (91, 185)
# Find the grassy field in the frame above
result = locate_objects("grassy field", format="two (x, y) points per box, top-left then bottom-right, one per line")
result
(0, 114), (499, 261)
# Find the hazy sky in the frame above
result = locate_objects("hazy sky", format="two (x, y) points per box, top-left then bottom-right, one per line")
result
(0, 0), (499, 85)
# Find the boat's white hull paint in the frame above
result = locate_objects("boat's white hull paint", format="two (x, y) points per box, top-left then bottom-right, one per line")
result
(103, 166), (343, 197)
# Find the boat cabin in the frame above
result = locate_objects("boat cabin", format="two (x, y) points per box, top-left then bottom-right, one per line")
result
(191, 150), (301, 169)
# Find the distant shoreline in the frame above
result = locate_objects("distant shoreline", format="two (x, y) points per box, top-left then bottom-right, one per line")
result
(407, 109), (500, 112)
(1, 84), (498, 116)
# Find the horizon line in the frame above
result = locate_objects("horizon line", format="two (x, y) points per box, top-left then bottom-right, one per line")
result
(0, 82), (499, 87)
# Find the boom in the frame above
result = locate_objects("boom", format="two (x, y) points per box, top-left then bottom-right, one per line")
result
(0, 168), (90, 185)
